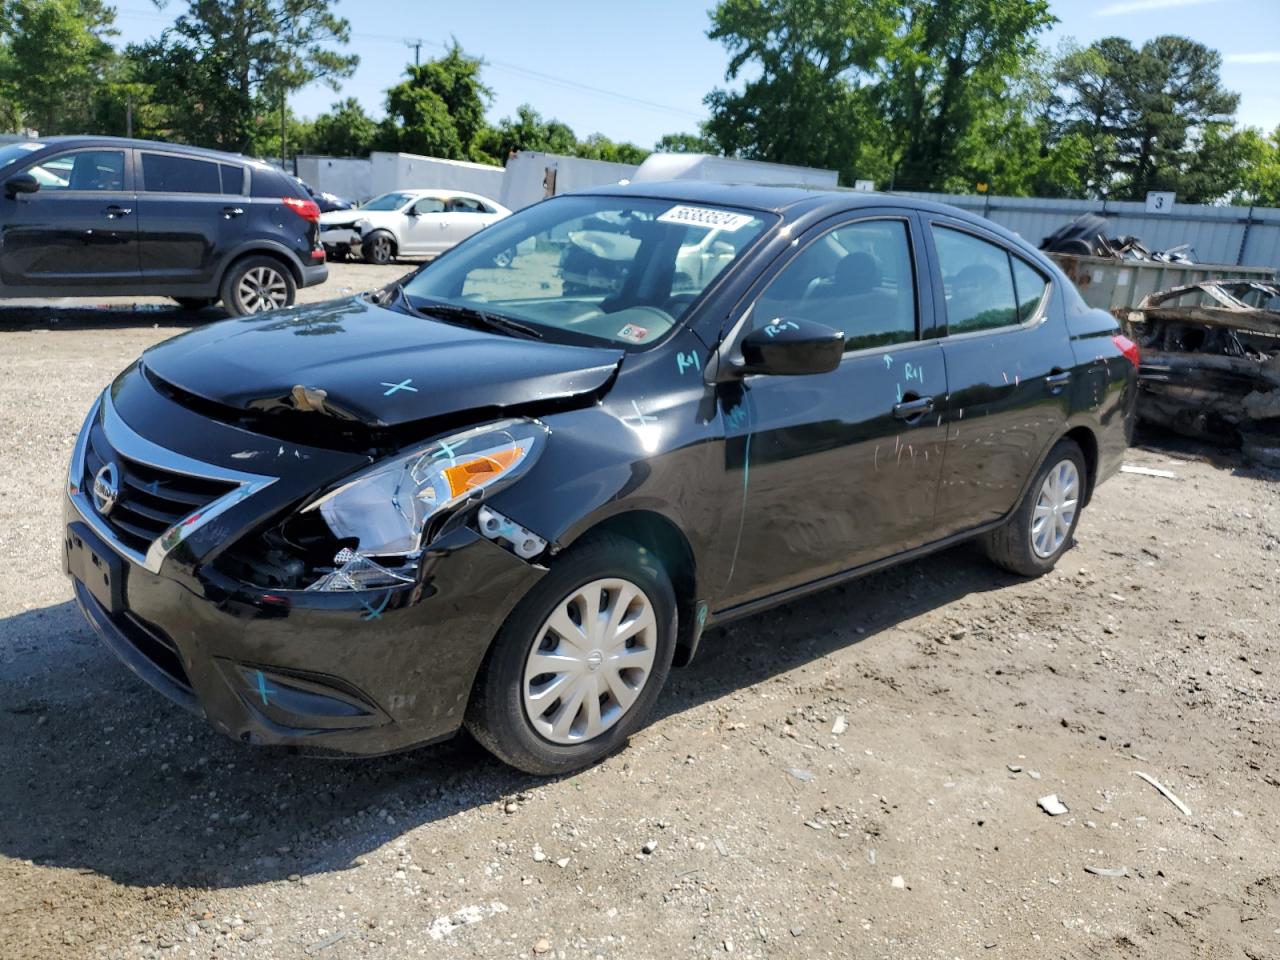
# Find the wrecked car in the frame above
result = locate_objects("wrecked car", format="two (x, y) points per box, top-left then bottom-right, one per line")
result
(64, 183), (1138, 774)
(1125, 280), (1280, 465)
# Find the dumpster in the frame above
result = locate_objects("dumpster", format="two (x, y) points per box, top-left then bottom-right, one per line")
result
(1049, 253), (1277, 316)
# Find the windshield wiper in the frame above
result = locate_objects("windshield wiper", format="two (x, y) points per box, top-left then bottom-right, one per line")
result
(408, 297), (544, 340)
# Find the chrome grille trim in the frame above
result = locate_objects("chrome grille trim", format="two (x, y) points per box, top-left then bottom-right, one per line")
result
(68, 389), (278, 573)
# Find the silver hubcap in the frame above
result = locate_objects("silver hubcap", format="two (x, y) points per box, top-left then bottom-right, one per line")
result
(237, 266), (288, 313)
(373, 238), (390, 261)
(522, 577), (657, 744)
(1031, 458), (1080, 558)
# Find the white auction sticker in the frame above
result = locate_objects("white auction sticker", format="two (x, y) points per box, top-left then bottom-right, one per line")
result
(656, 205), (755, 232)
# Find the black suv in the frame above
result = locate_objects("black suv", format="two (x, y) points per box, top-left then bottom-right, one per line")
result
(0, 137), (328, 315)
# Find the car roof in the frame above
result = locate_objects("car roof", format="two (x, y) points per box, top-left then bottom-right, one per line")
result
(579, 180), (1040, 258)
(382, 188), (501, 203)
(26, 135), (275, 168)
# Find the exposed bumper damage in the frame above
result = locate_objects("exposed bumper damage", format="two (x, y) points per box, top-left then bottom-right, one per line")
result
(1125, 280), (1280, 466)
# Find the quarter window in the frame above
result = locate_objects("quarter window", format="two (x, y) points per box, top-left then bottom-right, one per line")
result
(1011, 256), (1050, 322)
(931, 226), (1021, 333)
(754, 219), (918, 352)
(141, 153), (222, 194)
(27, 150), (125, 191)
(446, 197), (487, 213)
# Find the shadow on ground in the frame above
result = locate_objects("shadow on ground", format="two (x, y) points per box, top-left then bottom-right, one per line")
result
(0, 541), (1013, 891)
(0, 303), (216, 333)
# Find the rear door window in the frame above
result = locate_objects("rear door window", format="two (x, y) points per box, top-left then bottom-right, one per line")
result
(1011, 256), (1051, 322)
(753, 218), (919, 352)
(447, 197), (486, 213)
(141, 153), (222, 194)
(931, 226), (1020, 333)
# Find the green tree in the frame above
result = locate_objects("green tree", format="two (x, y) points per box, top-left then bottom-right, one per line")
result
(1051, 35), (1239, 200)
(378, 42), (492, 160)
(130, 0), (356, 151)
(574, 133), (648, 165)
(880, 0), (1055, 190)
(702, 0), (895, 186)
(655, 131), (718, 154)
(480, 104), (578, 161)
(1234, 126), (1280, 207)
(308, 97), (378, 156)
(1, 0), (119, 135)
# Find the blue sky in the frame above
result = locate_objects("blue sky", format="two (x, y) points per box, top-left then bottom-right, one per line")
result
(110, 0), (1280, 147)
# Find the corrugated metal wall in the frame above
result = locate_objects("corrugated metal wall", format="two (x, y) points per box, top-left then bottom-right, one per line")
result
(893, 192), (1280, 271)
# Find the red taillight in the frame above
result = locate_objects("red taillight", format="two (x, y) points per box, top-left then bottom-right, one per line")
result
(282, 196), (321, 222)
(1112, 333), (1140, 369)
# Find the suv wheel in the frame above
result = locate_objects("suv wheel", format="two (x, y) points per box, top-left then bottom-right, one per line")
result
(220, 257), (296, 316)
(466, 534), (677, 775)
(981, 438), (1086, 576)
(362, 231), (395, 265)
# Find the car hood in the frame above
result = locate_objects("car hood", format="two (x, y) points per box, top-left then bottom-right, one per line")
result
(141, 296), (624, 430)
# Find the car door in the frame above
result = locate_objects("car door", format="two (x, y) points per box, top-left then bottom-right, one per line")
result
(0, 146), (139, 288)
(438, 196), (494, 248)
(399, 195), (446, 254)
(134, 150), (248, 286)
(716, 211), (949, 608)
(924, 220), (1078, 537)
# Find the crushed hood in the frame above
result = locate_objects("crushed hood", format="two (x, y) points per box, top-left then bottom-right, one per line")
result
(142, 296), (623, 429)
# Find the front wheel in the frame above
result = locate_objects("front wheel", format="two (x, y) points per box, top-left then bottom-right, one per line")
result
(465, 534), (677, 775)
(220, 257), (296, 316)
(362, 231), (395, 265)
(981, 438), (1086, 576)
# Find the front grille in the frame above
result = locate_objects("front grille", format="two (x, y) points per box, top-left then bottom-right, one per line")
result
(83, 422), (237, 555)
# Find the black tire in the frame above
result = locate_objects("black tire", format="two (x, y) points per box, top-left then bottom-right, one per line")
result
(981, 438), (1087, 577)
(219, 256), (296, 316)
(465, 533), (678, 775)
(173, 297), (218, 311)
(362, 230), (395, 265)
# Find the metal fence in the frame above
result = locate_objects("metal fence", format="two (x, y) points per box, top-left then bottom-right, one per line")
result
(893, 191), (1280, 271)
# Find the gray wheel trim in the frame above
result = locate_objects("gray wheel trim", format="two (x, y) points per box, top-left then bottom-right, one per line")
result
(1030, 458), (1080, 558)
(521, 577), (658, 745)
(235, 265), (289, 313)
(370, 234), (392, 262)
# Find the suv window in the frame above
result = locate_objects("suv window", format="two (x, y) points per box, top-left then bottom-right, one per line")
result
(1011, 256), (1050, 322)
(28, 150), (125, 191)
(931, 226), (1020, 333)
(412, 197), (445, 215)
(141, 153), (221, 194)
(219, 163), (246, 196)
(754, 218), (918, 352)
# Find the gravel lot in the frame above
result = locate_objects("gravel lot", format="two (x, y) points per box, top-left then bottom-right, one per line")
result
(0, 260), (1278, 959)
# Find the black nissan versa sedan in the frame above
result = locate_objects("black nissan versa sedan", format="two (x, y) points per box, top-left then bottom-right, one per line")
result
(64, 182), (1138, 774)
(0, 137), (327, 314)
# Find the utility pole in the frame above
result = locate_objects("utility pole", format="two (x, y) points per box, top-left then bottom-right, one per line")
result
(406, 38), (422, 66)
(280, 90), (287, 172)
(126, 93), (133, 139)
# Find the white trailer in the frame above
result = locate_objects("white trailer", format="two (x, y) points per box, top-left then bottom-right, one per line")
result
(370, 151), (505, 200)
(498, 151), (639, 211)
(632, 153), (838, 188)
(294, 156), (373, 202)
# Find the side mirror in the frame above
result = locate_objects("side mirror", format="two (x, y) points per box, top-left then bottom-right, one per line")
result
(738, 318), (844, 376)
(4, 173), (39, 199)
(405, 206), (420, 217)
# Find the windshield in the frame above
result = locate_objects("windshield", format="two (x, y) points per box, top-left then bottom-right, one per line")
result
(0, 141), (45, 173)
(360, 192), (416, 212)
(400, 194), (773, 348)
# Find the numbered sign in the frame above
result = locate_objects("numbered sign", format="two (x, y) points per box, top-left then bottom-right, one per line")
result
(1145, 191), (1176, 214)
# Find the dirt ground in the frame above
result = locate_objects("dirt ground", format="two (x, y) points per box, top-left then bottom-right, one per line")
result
(0, 260), (1277, 960)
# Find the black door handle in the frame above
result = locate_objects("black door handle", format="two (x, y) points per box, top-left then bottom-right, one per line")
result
(102, 205), (132, 219)
(893, 395), (934, 420)
(1046, 370), (1072, 394)
(222, 206), (245, 218)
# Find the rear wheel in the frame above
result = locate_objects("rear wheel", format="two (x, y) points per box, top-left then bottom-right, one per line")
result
(981, 438), (1086, 576)
(465, 534), (677, 775)
(362, 230), (395, 265)
(220, 256), (296, 316)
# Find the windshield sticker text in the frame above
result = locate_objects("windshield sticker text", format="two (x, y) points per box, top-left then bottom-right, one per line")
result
(657, 205), (755, 232)
(617, 324), (649, 343)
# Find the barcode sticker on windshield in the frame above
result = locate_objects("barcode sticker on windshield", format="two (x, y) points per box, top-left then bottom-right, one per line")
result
(657, 205), (754, 232)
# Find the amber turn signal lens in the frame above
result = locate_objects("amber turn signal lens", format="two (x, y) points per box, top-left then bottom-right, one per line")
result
(442, 448), (523, 498)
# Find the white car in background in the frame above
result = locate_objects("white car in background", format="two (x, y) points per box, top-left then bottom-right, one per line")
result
(320, 189), (511, 264)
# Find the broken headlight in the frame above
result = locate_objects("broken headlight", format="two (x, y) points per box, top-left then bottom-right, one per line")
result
(302, 418), (548, 591)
